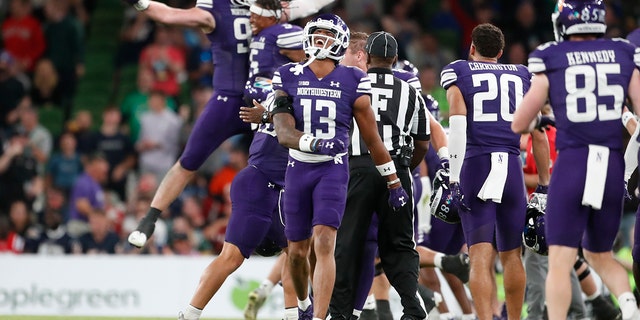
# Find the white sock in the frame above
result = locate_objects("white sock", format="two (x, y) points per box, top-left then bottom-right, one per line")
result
(183, 304), (202, 320)
(352, 309), (362, 318)
(439, 312), (454, 320)
(313, 318), (323, 320)
(461, 314), (477, 320)
(618, 292), (638, 319)
(298, 296), (312, 311)
(284, 307), (298, 320)
(363, 294), (376, 310)
(433, 253), (444, 269)
(259, 279), (275, 294)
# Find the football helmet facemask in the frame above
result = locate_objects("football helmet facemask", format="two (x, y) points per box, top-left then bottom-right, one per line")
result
(302, 13), (350, 61)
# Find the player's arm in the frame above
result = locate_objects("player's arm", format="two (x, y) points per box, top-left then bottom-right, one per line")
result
(270, 91), (303, 149)
(531, 129), (550, 186)
(352, 95), (402, 188)
(446, 84), (466, 183)
(511, 73), (550, 133)
(409, 95), (430, 170)
(429, 113), (450, 163)
(281, 0), (335, 22)
(124, 0), (215, 33)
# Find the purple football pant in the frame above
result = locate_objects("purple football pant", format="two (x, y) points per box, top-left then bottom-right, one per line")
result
(460, 153), (527, 252)
(547, 147), (623, 253)
(180, 92), (251, 171)
(283, 156), (349, 242)
(226, 165), (286, 258)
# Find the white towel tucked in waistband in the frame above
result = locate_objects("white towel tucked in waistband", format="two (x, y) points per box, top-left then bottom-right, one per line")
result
(582, 145), (609, 210)
(477, 152), (509, 203)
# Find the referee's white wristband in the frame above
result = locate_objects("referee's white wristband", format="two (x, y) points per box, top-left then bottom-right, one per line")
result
(622, 111), (634, 127)
(134, 0), (150, 11)
(376, 161), (397, 176)
(298, 134), (315, 152)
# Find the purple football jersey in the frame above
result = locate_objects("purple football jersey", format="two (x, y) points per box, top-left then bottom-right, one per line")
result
(528, 39), (640, 150)
(393, 69), (422, 92)
(245, 23), (303, 102)
(272, 63), (372, 155)
(196, 0), (250, 94)
(441, 60), (531, 157)
(249, 123), (288, 187)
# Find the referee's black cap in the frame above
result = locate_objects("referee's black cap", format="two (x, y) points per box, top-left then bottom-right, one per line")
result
(365, 31), (398, 58)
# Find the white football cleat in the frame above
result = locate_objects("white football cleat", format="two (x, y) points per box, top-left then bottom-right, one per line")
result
(128, 231), (148, 248)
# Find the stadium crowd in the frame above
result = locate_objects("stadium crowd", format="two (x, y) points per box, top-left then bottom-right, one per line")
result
(3, 0), (640, 319)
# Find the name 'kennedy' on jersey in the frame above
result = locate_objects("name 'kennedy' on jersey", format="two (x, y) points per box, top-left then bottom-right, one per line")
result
(296, 87), (342, 99)
(566, 50), (616, 65)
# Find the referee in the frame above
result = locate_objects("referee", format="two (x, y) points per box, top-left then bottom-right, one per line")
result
(330, 31), (430, 320)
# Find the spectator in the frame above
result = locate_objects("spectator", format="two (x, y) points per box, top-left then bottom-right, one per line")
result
(110, 9), (154, 101)
(120, 69), (177, 143)
(31, 58), (62, 108)
(167, 231), (199, 255)
(184, 31), (213, 88)
(206, 137), (249, 219)
(24, 190), (74, 254)
(136, 90), (183, 181)
(43, 0), (85, 122)
(66, 110), (94, 156)
(4, 200), (33, 253)
(74, 210), (121, 254)
(1, 0), (46, 73)
(17, 106), (53, 172)
(418, 65), (449, 126)
(0, 50), (27, 131)
(88, 108), (136, 201)
(46, 132), (83, 194)
(0, 129), (39, 213)
(67, 152), (108, 237)
(138, 24), (186, 100)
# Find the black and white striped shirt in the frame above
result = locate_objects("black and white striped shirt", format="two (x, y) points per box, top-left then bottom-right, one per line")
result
(349, 68), (430, 157)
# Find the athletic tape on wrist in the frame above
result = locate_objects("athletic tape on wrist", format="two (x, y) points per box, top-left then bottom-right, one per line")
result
(298, 134), (315, 152)
(376, 161), (397, 176)
(622, 111), (634, 127)
(437, 147), (449, 160)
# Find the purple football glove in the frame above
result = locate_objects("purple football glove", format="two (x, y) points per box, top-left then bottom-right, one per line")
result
(388, 186), (409, 212)
(449, 182), (470, 212)
(312, 138), (346, 157)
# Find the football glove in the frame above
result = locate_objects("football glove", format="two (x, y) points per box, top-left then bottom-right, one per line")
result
(312, 138), (346, 157)
(388, 186), (409, 212)
(449, 182), (470, 212)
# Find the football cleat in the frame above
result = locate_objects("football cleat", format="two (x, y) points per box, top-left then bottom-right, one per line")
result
(244, 287), (267, 320)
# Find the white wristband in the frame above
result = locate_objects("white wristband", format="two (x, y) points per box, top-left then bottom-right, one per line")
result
(134, 0), (150, 11)
(298, 134), (315, 152)
(622, 111), (634, 127)
(376, 161), (397, 176)
(437, 147), (450, 160)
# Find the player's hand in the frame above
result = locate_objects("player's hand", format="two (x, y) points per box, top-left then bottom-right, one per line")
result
(239, 100), (267, 124)
(312, 138), (346, 157)
(388, 185), (409, 212)
(439, 158), (450, 171)
(449, 182), (470, 212)
(535, 115), (555, 132)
